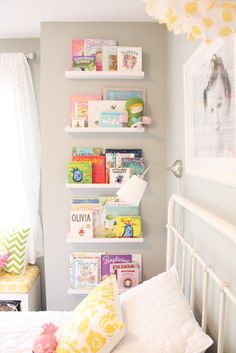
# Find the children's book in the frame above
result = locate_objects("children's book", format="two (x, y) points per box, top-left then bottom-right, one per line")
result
(104, 148), (142, 157)
(70, 210), (93, 238)
(72, 55), (96, 71)
(84, 39), (117, 71)
(99, 112), (122, 128)
(103, 88), (146, 102)
(110, 262), (137, 276)
(102, 46), (118, 71)
(72, 155), (106, 184)
(109, 168), (130, 185)
(101, 254), (132, 281)
(70, 95), (102, 128)
(88, 100), (126, 128)
(117, 268), (139, 290)
(72, 40), (84, 57)
(116, 216), (142, 238)
(77, 257), (99, 290)
(72, 147), (103, 157)
(116, 153), (136, 168)
(67, 161), (92, 184)
(121, 157), (145, 176)
(117, 47), (142, 72)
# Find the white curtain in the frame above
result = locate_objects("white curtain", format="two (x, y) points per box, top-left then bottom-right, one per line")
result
(0, 52), (43, 263)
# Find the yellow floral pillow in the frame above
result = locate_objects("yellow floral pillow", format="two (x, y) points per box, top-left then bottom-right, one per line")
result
(56, 275), (125, 353)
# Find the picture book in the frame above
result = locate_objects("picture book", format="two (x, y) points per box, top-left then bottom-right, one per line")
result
(117, 268), (139, 290)
(72, 55), (96, 71)
(99, 112), (122, 128)
(109, 262), (137, 276)
(84, 39), (117, 71)
(116, 216), (142, 238)
(101, 254), (132, 281)
(72, 39), (84, 57)
(104, 148), (142, 157)
(77, 257), (99, 290)
(72, 147), (103, 157)
(88, 100), (126, 128)
(103, 88), (146, 102)
(117, 47), (142, 72)
(67, 161), (92, 184)
(72, 155), (106, 184)
(70, 95), (102, 128)
(116, 153), (136, 168)
(70, 210), (93, 238)
(71, 197), (100, 210)
(121, 157), (145, 176)
(69, 252), (104, 289)
(102, 46), (118, 71)
(103, 205), (139, 231)
(109, 168), (130, 185)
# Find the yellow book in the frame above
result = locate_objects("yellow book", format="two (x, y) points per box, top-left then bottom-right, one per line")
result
(116, 216), (141, 238)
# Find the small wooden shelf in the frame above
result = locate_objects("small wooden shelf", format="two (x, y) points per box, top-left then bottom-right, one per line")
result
(65, 126), (145, 133)
(65, 183), (120, 189)
(66, 236), (144, 243)
(65, 71), (145, 80)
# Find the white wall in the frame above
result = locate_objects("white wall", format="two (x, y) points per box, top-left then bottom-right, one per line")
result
(41, 22), (167, 310)
(166, 33), (236, 353)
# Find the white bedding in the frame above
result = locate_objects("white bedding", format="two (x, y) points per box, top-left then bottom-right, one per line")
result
(0, 311), (70, 353)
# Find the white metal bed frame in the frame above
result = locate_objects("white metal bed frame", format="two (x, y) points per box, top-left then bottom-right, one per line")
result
(166, 194), (236, 353)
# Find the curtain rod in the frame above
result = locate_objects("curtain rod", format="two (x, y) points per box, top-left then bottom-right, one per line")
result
(25, 51), (36, 60)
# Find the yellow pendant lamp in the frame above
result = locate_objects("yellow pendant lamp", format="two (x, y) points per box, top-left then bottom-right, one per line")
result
(144, 0), (236, 42)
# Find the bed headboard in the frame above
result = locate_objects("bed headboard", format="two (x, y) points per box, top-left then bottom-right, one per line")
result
(166, 194), (236, 353)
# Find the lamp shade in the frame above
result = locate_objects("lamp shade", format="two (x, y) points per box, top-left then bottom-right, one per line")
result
(116, 175), (147, 206)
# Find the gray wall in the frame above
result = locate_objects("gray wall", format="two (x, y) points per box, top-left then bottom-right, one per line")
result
(41, 22), (167, 310)
(0, 38), (46, 310)
(166, 33), (236, 353)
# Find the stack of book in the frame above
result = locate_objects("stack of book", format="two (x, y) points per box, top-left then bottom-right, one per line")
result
(67, 147), (145, 185)
(69, 252), (142, 292)
(69, 196), (142, 239)
(72, 39), (142, 73)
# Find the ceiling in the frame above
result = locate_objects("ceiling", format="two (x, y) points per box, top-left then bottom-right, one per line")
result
(0, 0), (153, 38)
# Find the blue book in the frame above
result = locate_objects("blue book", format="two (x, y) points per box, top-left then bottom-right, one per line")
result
(99, 112), (122, 128)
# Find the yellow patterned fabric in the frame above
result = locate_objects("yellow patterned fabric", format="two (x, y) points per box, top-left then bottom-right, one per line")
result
(0, 265), (39, 294)
(144, 0), (236, 42)
(57, 276), (125, 353)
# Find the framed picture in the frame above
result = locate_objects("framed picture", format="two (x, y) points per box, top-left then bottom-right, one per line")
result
(184, 35), (236, 187)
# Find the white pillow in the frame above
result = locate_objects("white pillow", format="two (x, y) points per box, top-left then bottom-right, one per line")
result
(113, 267), (213, 353)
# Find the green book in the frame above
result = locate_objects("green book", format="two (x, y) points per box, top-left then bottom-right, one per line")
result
(68, 161), (92, 184)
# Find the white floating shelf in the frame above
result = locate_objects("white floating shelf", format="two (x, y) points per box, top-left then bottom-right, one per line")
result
(65, 183), (120, 189)
(65, 71), (145, 80)
(65, 126), (145, 133)
(66, 236), (144, 243)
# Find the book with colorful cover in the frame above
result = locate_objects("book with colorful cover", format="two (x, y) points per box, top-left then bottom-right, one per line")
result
(116, 153), (136, 168)
(88, 100), (126, 128)
(72, 40), (84, 57)
(70, 95), (102, 128)
(104, 149), (142, 157)
(116, 216), (142, 238)
(117, 268), (140, 290)
(70, 210), (93, 238)
(109, 261), (137, 276)
(103, 88), (146, 102)
(77, 257), (99, 290)
(72, 155), (106, 184)
(72, 147), (103, 157)
(102, 46), (118, 71)
(117, 47), (142, 72)
(121, 157), (145, 176)
(72, 55), (96, 71)
(101, 254), (132, 281)
(84, 39), (117, 71)
(99, 112), (122, 128)
(67, 161), (92, 184)
(109, 167), (130, 185)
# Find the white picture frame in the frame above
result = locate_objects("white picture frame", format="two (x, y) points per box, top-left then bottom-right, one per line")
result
(183, 35), (236, 187)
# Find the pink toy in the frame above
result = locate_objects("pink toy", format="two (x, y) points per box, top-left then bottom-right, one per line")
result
(119, 113), (152, 128)
(0, 250), (10, 270)
(32, 323), (58, 353)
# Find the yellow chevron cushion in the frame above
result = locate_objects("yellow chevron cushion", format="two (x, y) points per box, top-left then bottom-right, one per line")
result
(56, 275), (125, 353)
(0, 265), (39, 293)
(0, 227), (30, 274)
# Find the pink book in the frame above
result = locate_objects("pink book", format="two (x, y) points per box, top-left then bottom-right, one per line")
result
(70, 95), (102, 127)
(117, 268), (139, 290)
(72, 40), (84, 57)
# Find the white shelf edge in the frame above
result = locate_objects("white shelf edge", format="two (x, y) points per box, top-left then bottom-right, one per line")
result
(65, 126), (145, 133)
(65, 183), (120, 189)
(66, 236), (144, 243)
(65, 70), (145, 80)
